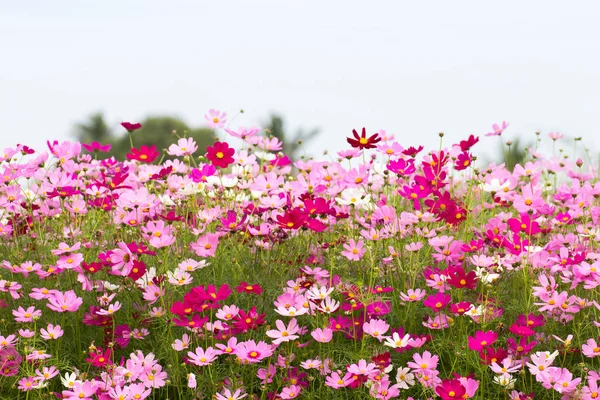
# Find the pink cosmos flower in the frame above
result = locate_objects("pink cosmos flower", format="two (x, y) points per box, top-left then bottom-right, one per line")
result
(347, 359), (378, 377)
(215, 337), (239, 356)
(341, 239), (366, 261)
(18, 376), (36, 391)
(363, 319), (390, 341)
(167, 137), (198, 157)
(325, 370), (353, 388)
(205, 109), (227, 128)
(139, 363), (168, 388)
(12, 306), (41, 323)
(400, 288), (427, 303)
(553, 367), (581, 394)
(280, 385), (302, 400)
(485, 121), (509, 136)
(190, 233), (220, 257)
(40, 324), (64, 340)
(266, 318), (301, 345)
(257, 364), (277, 384)
(215, 388), (248, 400)
(187, 346), (219, 366)
(408, 351), (439, 372)
(582, 338), (600, 358)
(46, 290), (83, 313)
(62, 381), (97, 399)
(311, 327), (333, 343)
(235, 340), (275, 364)
(35, 365), (59, 383)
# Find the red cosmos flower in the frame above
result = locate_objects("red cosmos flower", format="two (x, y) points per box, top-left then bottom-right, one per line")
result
(149, 166), (173, 180)
(121, 122), (142, 132)
(86, 347), (112, 368)
(479, 346), (508, 365)
(402, 145), (424, 157)
(346, 127), (381, 150)
(126, 145), (159, 163)
(82, 262), (103, 274)
(236, 282), (263, 295)
(82, 142), (112, 153)
(445, 266), (478, 290)
(458, 134), (479, 151)
(276, 207), (308, 230)
(435, 378), (466, 400)
(170, 300), (196, 316)
(450, 301), (473, 315)
(192, 284), (232, 304)
(232, 306), (266, 332)
(206, 141), (235, 168)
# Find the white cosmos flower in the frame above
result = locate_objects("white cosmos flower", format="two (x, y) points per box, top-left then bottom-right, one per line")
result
(383, 332), (411, 349)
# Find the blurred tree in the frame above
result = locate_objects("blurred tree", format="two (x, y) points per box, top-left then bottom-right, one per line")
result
(264, 114), (320, 161)
(74, 112), (113, 143)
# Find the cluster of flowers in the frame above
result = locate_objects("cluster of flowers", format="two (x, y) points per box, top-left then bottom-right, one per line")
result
(0, 111), (599, 399)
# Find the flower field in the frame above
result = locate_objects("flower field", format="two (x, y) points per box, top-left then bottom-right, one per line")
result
(0, 115), (599, 400)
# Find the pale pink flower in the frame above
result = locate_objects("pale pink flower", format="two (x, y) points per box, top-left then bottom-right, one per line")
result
(341, 238), (366, 261)
(363, 319), (390, 341)
(187, 346), (219, 366)
(40, 324), (64, 340)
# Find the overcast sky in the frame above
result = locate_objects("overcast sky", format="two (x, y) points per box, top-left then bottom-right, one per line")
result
(2, 0), (600, 163)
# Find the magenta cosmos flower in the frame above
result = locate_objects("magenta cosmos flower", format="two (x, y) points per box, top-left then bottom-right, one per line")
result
(206, 141), (235, 168)
(121, 121), (142, 132)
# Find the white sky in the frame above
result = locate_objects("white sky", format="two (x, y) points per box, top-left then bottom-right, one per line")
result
(2, 0), (600, 162)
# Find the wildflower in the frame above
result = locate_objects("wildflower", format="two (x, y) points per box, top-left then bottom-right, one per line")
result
(384, 332), (411, 350)
(40, 324), (64, 340)
(266, 318), (301, 345)
(17, 376), (37, 391)
(187, 346), (219, 366)
(423, 292), (451, 312)
(468, 331), (499, 351)
(127, 145), (160, 163)
(167, 137), (198, 157)
(407, 351), (439, 372)
(582, 338), (600, 358)
(311, 327), (333, 343)
(485, 121), (509, 136)
(204, 109), (227, 128)
(235, 340), (275, 363)
(435, 378), (466, 399)
(215, 388), (248, 400)
(121, 121), (142, 132)
(341, 238), (366, 261)
(347, 127), (381, 150)
(81, 142), (112, 153)
(363, 319), (390, 341)
(396, 367), (415, 389)
(280, 385), (302, 399)
(235, 282), (263, 295)
(12, 306), (42, 323)
(206, 141), (235, 168)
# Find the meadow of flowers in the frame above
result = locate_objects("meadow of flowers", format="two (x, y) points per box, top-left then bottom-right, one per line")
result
(0, 113), (599, 400)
